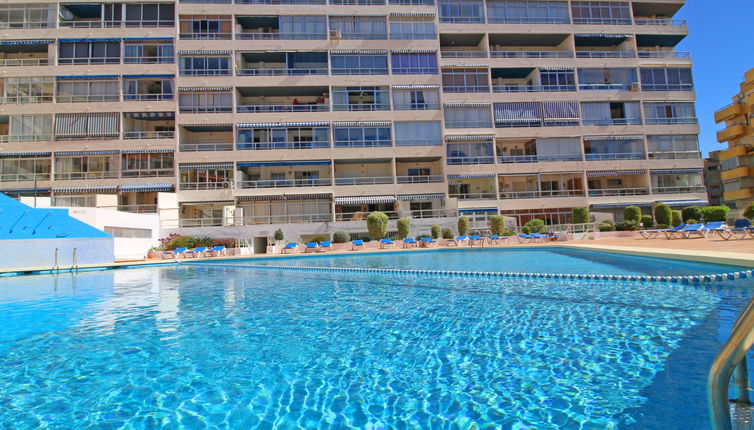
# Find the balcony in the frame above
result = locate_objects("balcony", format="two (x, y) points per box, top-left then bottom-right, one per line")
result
(721, 167), (754, 182)
(634, 18), (686, 26)
(652, 186), (706, 194)
(236, 16), (325, 40)
(334, 160), (393, 186)
(335, 176), (393, 186)
(396, 175), (444, 184)
(717, 125), (748, 143)
(588, 187), (649, 197)
(179, 124), (233, 152)
(499, 190), (585, 199)
(239, 178), (332, 189)
(489, 51), (572, 59)
(237, 86), (329, 114)
(715, 104), (747, 123)
(123, 131), (174, 140)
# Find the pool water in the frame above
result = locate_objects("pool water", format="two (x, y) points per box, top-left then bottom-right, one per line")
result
(0, 248), (752, 429)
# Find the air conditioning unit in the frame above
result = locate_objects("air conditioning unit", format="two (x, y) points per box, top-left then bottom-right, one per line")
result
(629, 82), (641, 92)
(329, 29), (341, 40)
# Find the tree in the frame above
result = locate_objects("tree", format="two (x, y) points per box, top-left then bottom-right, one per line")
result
(366, 211), (389, 239)
(681, 206), (702, 223)
(654, 204), (672, 226)
(572, 207), (589, 224)
(397, 218), (410, 239)
(701, 205), (730, 222)
(488, 215), (506, 235)
(333, 231), (350, 243)
(430, 224), (441, 239)
(641, 215), (653, 228)
(457, 216), (470, 236)
(273, 229), (284, 241)
(524, 219), (545, 233)
(744, 203), (754, 220)
(623, 206), (641, 222)
(671, 210), (683, 227)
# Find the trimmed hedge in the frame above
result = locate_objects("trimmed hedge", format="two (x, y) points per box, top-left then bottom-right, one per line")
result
(441, 227), (453, 239)
(654, 204), (672, 226)
(430, 224), (442, 239)
(397, 218), (410, 239)
(681, 206), (702, 223)
(701, 205), (730, 222)
(333, 231), (350, 243)
(572, 207), (589, 224)
(641, 215), (653, 229)
(744, 203), (754, 220)
(623, 206), (642, 222)
(524, 219), (545, 233)
(457, 216), (470, 236)
(366, 211), (389, 239)
(488, 215), (506, 235)
(273, 229), (284, 241)
(599, 221), (615, 232)
(671, 210), (683, 227)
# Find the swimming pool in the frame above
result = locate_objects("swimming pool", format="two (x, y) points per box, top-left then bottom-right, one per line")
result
(0, 248), (751, 429)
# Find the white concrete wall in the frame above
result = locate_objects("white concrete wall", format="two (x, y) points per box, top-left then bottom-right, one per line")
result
(0, 237), (114, 270)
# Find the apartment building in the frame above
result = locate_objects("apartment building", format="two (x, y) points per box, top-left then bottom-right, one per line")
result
(714, 68), (754, 209)
(704, 150), (722, 206)
(0, 0), (704, 234)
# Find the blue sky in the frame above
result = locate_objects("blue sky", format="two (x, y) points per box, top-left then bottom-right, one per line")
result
(676, 1), (754, 157)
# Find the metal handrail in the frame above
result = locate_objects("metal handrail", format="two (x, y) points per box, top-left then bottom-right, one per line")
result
(708, 295), (754, 429)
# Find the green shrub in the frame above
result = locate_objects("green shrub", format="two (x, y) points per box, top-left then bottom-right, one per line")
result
(488, 215), (506, 235)
(397, 217), (411, 239)
(744, 203), (754, 220)
(366, 211), (389, 239)
(701, 205), (730, 222)
(311, 235), (328, 243)
(441, 227), (453, 239)
(501, 229), (515, 236)
(641, 215), (653, 229)
(623, 206), (642, 222)
(671, 210), (683, 227)
(681, 206), (702, 223)
(430, 224), (442, 239)
(457, 216), (470, 236)
(599, 221), (615, 232)
(572, 207), (589, 224)
(273, 229), (284, 241)
(615, 220), (640, 231)
(332, 231), (350, 243)
(415, 233), (431, 240)
(164, 235), (195, 250)
(193, 236), (215, 247)
(522, 225), (531, 234)
(655, 224), (669, 229)
(654, 204), (672, 226)
(524, 219), (545, 233)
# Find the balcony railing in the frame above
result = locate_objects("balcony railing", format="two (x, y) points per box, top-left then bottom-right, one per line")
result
(54, 171), (119, 180)
(58, 57), (120, 65)
(333, 140), (392, 148)
(446, 156), (495, 165)
(588, 187), (649, 197)
(0, 173), (51, 182)
(448, 192), (497, 200)
(638, 51), (691, 59)
(59, 20), (118, 28)
(179, 143), (234, 152)
(236, 32), (326, 40)
(585, 152), (646, 161)
(123, 131), (175, 140)
(641, 84), (694, 91)
(178, 217), (224, 227)
(179, 33), (233, 40)
(237, 104), (329, 113)
(396, 175), (444, 184)
(332, 104), (390, 111)
(492, 84), (576, 93)
(0, 58), (50, 67)
(445, 121), (493, 128)
(634, 18), (687, 26)
(499, 190), (585, 199)
(237, 141), (330, 150)
(235, 0), (325, 3)
(331, 68), (389, 75)
(652, 186), (706, 194)
(334, 176), (393, 185)
(237, 67), (328, 76)
(393, 103), (440, 110)
(123, 93), (174, 101)
(337, 33), (388, 40)
(336, 211), (398, 221)
(402, 208), (457, 219)
(114, 204), (159, 214)
(3, 95), (53, 104)
(498, 154), (582, 163)
(579, 83), (636, 91)
(56, 94), (120, 103)
(395, 139), (442, 146)
(121, 170), (174, 178)
(0, 22), (55, 29)
(0, 134), (52, 143)
(178, 106), (233, 113)
(238, 178), (332, 188)
(581, 118), (642, 126)
(243, 213), (332, 224)
(572, 18), (632, 25)
(486, 17), (570, 24)
(645, 117), (698, 125)
(180, 69), (231, 76)
(489, 51), (573, 59)
(124, 56), (175, 64)
(648, 151), (702, 160)
(123, 20), (175, 28)
(576, 51), (636, 58)
(442, 86), (490, 93)
(440, 51), (488, 58)
(179, 182), (232, 191)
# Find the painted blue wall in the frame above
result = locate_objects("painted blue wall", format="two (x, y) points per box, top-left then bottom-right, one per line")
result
(0, 193), (111, 240)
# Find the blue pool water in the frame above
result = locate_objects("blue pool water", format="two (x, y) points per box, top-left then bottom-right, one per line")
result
(0, 248), (752, 429)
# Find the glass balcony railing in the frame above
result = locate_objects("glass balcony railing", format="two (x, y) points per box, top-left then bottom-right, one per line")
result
(581, 118), (642, 126)
(236, 32), (326, 40)
(179, 143), (234, 152)
(489, 51), (573, 59)
(123, 93), (174, 101)
(449, 192), (497, 200)
(178, 106), (233, 114)
(236, 104), (329, 113)
(576, 51), (635, 58)
(396, 175), (444, 183)
(333, 140), (392, 148)
(0, 173), (51, 182)
(499, 190), (584, 199)
(237, 68), (328, 76)
(497, 154), (582, 163)
(238, 178), (332, 188)
(584, 152), (646, 161)
(588, 187), (649, 197)
(0, 58), (50, 67)
(492, 84), (576, 93)
(54, 171), (119, 180)
(334, 176), (394, 185)
(652, 186), (706, 194)
(237, 141), (330, 150)
(123, 131), (175, 140)
(446, 156), (495, 165)
(645, 117), (698, 125)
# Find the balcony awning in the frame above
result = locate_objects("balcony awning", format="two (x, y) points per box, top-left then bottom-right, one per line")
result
(445, 135), (494, 142)
(335, 195), (395, 205)
(583, 135), (644, 141)
(122, 149), (174, 154)
(179, 162), (233, 170)
(179, 123), (232, 130)
(119, 184), (174, 192)
(657, 199), (709, 206)
(331, 49), (388, 55)
(59, 38), (120, 42)
(0, 152), (51, 157)
(122, 74), (175, 79)
(389, 12), (435, 17)
(591, 202), (651, 209)
(237, 160), (331, 167)
(444, 103), (491, 108)
(459, 207), (497, 213)
(0, 39), (54, 45)
(237, 195), (285, 201)
(448, 174), (495, 179)
(392, 84), (440, 89)
(124, 112), (175, 119)
(586, 170), (646, 178)
(237, 121), (328, 128)
(56, 75), (118, 80)
(332, 121), (391, 127)
(178, 50), (231, 55)
(651, 169), (703, 175)
(123, 37), (173, 41)
(285, 193), (332, 200)
(494, 102), (542, 123)
(54, 150), (119, 156)
(178, 86), (231, 92)
(53, 185), (119, 194)
(539, 66), (575, 71)
(397, 193), (445, 200)
(180, 200), (234, 206)
(391, 49), (437, 54)
(0, 187), (50, 193)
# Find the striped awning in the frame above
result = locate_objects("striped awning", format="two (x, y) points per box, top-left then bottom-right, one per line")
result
(445, 135), (494, 142)
(179, 162), (233, 170)
(122, 149), (174, 154)
(332, 121), (391, 127)
(0, 187), (50, 193)
(237, 195), (285, 201)
(335, 195), (395, 205)
(539, 66), (575, 71)
(124, 112), (175, 119)
(448, 174), (496, 179)
(575, 34), (633, 39)
(389, 12), (435, 17)
(122, 74), (175, 79)
(331, 49), (388, 55)
(237, 122), (328, 128)
(285, 193), (332, 200)
(0, 39), (54, 45)
(392, 84), (440, 89)
(54, 150), (119, 156)
(459, 207), (498, 213)
(180, 200), (234, 206)
(543, 101), (580, 121)
(583, 135), (644, 141)
(119, 184), (174, 192)
(443, 64), (489, 68)
(178, 50), (231, 55)
(56, 75), (118, 80)
(658, 199), (709, 206)
(54, 112), (120, 138)
(494, 102), (542, 122)
(651, 169), (703, 175)
(123, 37), (173, 41)
(59, 38), (120, 42)
(237, 160), (331, 167)
(391, 49), (437, 54)
(53, 185), (118, 194)
(397, 193), (445, 200)
(179, 123), (232, 129)
(591, 202), (651, 209)
(444, 103), (491, 108)
(178, 87), (231, 92)
(586, 170), (646, 178)
(0, 152), (51, 158)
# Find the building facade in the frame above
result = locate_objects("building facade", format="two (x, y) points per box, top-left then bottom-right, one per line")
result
(704, 149), (722, 206)
(714, 68), (754, 209)
(0, 0), (704, 235)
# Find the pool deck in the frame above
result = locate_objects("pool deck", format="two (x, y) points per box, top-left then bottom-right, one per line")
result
(2, 234), (754, 275)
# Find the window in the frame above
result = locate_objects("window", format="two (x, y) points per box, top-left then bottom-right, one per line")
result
(58, 40), (120, 65)
(4, 77), (53, 103)
(332, 86), (390, 111)
(0, 3), (56, 28)
(104, 226), (153, 238)
(331, 53), (389, 75)
(447, 140), (495, 164)
(583, 136), (645, 160)
(124, 3), (174, 27)
(486, 1), (569, 24)
(123, 41), (174, 64)
(329, 16), (387, 39)
(646, 135), (700, 159)
(640, 68), (694, 91)
(237, 127), (330, 150)
(179, 165), (233, 190)
(651, 170), (703, 193)
(56, 79), (119, 103)
(643, 102), (697, 124)
(581, 102), (641, 125)
(6, 115), (52, 141)
(389, 17), (436, 39)
(438, 0), (485, 23)
(54, 113), (119, 140)
(392, 88), (440, 110)
(442, 68), (489, 92)
(0, 156), (50, 182)
(539, 70), (576, 91)
(178, 91), (233, 113)
(391, 53), (438, 74)
(577, 68), (638, 90)
(121, 153), (174, 178)
(279, 16), (328, 39)
(123, 79), (173, 101)
(394, 121), (442, 146)
(179, 15), (232, 39)
(571, 1), (631, 25)
(333, 126), (391, 147)
(180, 56), (231, 76)
(444, 107), (493, 128)
(54, 155), (118, 180)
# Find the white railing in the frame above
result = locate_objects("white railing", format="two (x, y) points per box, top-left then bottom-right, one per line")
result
(588, 187), (649, 197)
(638, 51), (691, 59)
(123, 131), (175, 140)
(396, 175), (444, 184)
(0, 134), (52, 143)
(489, 51), (573, 58)
(492, 84), (576, 93)
(123, 93), (174, 101)
(179, 182), (232, 191)
(56, 95), (120, 103)
(179, 143), (233, 152)
(0, 58), (49, 67)
(236, 104), (329, 113)
(237, 68), (328, 76)
(121, 170), (174, 178)
(0, 173), (51, 182)
(54, 171), (119, 180)
(334, 176), (393, 185)
(576, 51), (635, 58)
(449, 192), (497, 200)
(634, 18), (686, 26)
(238, 178), (332, 188)
(3, 95), (53, 104)
(652, 186), (706, 194)
(500, 190), (585, 199)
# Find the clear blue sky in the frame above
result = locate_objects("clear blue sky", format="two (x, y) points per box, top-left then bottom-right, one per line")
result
(676, 1), (754, 157)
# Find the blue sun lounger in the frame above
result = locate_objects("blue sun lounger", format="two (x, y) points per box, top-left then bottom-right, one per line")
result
(421, 237), (436, 247)
(320, 241), (332, 251)
(305, 242), (320, 253)
(447, 235), (468, 246)
(282, 242), (298, 253)
(529, 233), (550, 242)
(518, 233), (534, 243)
(673, 223), (702, 239)
(164, 247), (188, 259)
(640, 224), (684, 239)
(487, 234), (510, 244)
(721, 219), (753, 240)
(206, 245), (226, 257)
(698, 221), (726, 238)
(402, 238), (417, 248)
(380, 238), (395, 248)
(185, 246), (207, 258)
(468, 234), (483, 246)
(351, 239), (364, 250)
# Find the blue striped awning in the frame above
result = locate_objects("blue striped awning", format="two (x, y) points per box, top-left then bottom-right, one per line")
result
(179, 163), (233, 171)
(0, 152), (51, 157)
(391, 49), (437, 54)
(586, 170), (646, 178)
(0, 187), (50, 193)
(237, 195), (285, 201)
(658, 199), (709, 206)
(332, 121), (391, 127)
(122, 74), (175, 78)
(55, 150), (119, 156)
(444, 103), (491, 108)
(124, 112), (175, 119)
(445, 135), (495, 142)
(448, 174), (496, 179)
(237, 122), (329, 128)
(0, 39), (54, 45)
(178, 86), (231, 92)
(335, 195), (395, 205)
(331, 49), (388, 55)
(397, 193), (445, 200)
(180, 200), (234, 206)
(119, 184), (174, 192)
(237, 160), (331, 167)
(392, 84), (440, 89)
(389, 12), (435, 17)
(583, 135), (644, 141)
(285, 193), (331, 200)
(651, 169), (703, 175)
(56, 75), (118, 80)
(122, 149), (174, 154)
(59, 38), (120, 42)
(591, 202), (651, 209)
(459, 207), (498, 213)
(178, 50), (231, 55)
(53, 185), (119, 194)
(123, 37), (173, 41)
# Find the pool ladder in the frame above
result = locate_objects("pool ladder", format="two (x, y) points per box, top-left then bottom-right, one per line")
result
(709, 295), (754, 429)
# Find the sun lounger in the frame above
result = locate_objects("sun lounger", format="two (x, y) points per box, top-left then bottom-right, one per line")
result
(447, 235), (468, 246)
(518, 233), (534, 243)
(530, 233), (547, 242)
(185, 246), (207, 258)
(351, 239), (364, 250)
(664, 224), (690, 239)
(679, 223), (703, 239)
(206, 245), (226, 257)
(282, 242), (298, 253)
(545, 232), (560, 242)
(699, 221), (726, 238)
(720, 219), (753, 240)
(421, 237), (436, 247)
(402, 238), (417, 248)
(164, 247), (188, 259)
(305, 242), (319, 253)
(320, 241), (332, 251)
(640, 224), (684, 239)
(487, 234), (510, 244)
(380, 238), (395, 249)
(468, 234), (483, 246)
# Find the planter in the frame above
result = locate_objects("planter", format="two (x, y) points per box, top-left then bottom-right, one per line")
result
(147, 251), (160, 259)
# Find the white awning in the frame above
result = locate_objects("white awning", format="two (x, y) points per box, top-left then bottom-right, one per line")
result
(335, 195), (395, 205)
(586, 170), (646, 178)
